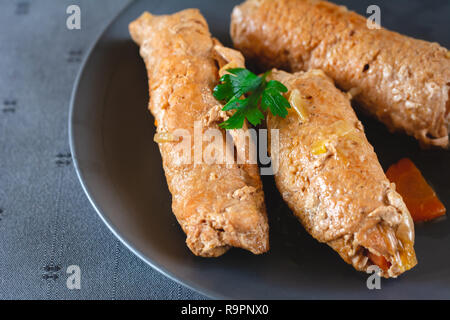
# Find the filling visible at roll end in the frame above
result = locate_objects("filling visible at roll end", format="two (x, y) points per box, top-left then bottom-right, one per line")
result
(331, 187), (417, 278)
(184, 203), (270, 258)
(356, 220), (417, 278)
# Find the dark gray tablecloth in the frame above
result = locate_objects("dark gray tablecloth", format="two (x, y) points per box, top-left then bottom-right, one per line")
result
(0, 0), (205, 300)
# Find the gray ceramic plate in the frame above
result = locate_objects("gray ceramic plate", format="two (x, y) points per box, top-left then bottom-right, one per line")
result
(69, 0), (450, 299)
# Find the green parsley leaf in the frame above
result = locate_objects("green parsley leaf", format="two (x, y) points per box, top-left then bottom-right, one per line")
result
(261, 80), (290, 118)
(213, 68), (291, 129)
(218, 109), (246, 129)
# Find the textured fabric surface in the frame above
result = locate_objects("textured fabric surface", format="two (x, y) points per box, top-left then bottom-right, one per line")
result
(0, 0), (205, 300)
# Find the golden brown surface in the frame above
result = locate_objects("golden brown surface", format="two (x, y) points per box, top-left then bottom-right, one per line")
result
(231, 0), (450, 148)
(129, 9), (269, 257)
(267, 69), (417, 277)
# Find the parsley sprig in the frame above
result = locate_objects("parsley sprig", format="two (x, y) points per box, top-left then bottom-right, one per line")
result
(213, 68), (291, 129)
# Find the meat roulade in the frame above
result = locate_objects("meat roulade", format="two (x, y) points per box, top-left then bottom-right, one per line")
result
(129, 9), (269, 257)
(231, 0), (450, 148)
(267, 69), (417, 277)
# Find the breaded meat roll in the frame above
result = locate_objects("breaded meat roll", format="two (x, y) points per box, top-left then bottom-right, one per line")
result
(231, 0), (450, 148)
(267, 69), (417, 277)
(129, 9), (269, 257)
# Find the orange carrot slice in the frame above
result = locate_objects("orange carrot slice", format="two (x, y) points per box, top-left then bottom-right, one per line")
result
(367, 252), (391, 272)
(386, 158), (446, 222)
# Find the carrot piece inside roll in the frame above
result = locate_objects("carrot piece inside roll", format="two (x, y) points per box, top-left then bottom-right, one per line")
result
(367, 251), (391, 272)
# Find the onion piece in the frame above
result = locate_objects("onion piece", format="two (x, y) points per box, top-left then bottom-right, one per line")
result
(219, 61), (240, 77)
(289, 89), (309, 122)
(154, 132), (180, 143)
(347, 87), (362, 100)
